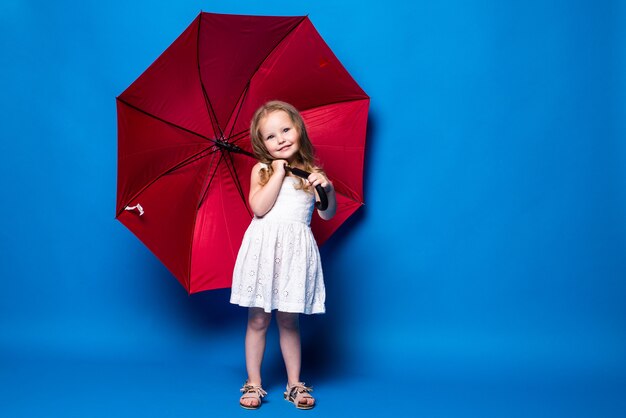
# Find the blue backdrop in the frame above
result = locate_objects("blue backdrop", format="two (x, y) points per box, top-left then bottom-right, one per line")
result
(1, 1), (624, 417)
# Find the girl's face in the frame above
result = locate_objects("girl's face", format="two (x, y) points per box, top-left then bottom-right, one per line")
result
(259, 110), (301, 162)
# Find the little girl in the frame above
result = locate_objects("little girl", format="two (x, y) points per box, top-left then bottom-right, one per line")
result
(230, 101), (336, 410)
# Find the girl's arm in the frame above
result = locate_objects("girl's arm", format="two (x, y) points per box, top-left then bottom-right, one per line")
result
(249, 160), (286, 217)
(308, 170), (337, 220)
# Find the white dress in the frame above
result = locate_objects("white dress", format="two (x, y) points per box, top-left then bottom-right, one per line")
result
(230, 175), (326, 314)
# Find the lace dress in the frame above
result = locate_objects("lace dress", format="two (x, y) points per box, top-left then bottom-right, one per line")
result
(230, 175), (326, 314)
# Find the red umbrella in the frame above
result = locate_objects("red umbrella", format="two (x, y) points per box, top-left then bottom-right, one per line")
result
(116, 12), (369, 294)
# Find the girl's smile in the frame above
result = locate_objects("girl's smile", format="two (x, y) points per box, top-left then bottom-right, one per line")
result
(259, 110), (300, 162)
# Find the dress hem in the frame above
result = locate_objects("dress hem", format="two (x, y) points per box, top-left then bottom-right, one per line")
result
(229, 298), (325, 315)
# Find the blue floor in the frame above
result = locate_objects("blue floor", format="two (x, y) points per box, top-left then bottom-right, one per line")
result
(2, 290), (625, 417)
(3, 339), (625, 417)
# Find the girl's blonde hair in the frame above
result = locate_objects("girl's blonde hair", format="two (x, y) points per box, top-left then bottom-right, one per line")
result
(250, 101), (322, 189)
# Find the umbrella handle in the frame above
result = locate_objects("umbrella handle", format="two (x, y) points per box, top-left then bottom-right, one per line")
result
(285, 165), (329, 211)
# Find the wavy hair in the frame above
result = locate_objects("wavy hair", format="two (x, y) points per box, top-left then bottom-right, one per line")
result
(250, 101), (322, 189)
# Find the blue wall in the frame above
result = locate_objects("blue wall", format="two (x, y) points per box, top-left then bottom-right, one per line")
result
(1, 1), (624, 416)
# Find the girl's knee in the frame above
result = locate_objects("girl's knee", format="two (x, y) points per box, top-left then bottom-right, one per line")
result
(247, 308), (271, 331)
(276, 311), (299, 331)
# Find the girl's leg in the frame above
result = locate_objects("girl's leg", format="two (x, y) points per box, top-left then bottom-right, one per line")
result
(242, 308), (271, 407)
(276, 311), (314, 407)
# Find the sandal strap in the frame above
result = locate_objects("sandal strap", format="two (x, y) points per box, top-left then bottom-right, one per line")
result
(286, 382), (313, 401)
(241, 383), (267, 398)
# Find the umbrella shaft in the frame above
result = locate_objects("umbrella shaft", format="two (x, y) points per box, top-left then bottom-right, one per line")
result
(214, 139), (255, 158)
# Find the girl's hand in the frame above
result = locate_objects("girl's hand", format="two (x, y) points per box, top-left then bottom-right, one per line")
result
(307, 172), (333, 192)
(271, 159), (287, 176)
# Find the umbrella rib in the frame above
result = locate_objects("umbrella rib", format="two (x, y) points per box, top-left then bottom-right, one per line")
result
(216, 156), (238, 265)
(224, 150), (253, 217)
(196, 14), (225, 141)
(225, 130), (254, 156)
(187, 145), (223, 294)
(164, 147), (218, 175)
(229, 130), (250, 148)
(226, 84), (249, 140)
(197, 151), (224, 209)
(332, 183), (364, 206)
(194, 151), (245, 279)
(116, 146), (218, 218)
(228, 16), (307, 134)
(229, 130), (248, 142)
(116, 97), (214, 143)
(201, 83), (223, 140)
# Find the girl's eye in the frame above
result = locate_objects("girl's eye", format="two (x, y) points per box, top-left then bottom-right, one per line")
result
(266, 135), (274, 140)
(283, 128), (290, 133)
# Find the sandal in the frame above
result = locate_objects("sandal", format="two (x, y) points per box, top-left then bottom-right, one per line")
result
(239, 382), (267, 410)
(284, 382), (315, 409)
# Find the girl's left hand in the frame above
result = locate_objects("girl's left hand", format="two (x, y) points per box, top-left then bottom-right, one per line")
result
(307, 172), (333, 192)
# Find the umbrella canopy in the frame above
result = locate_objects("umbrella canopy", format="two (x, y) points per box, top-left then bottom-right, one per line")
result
(116, 12), (369, 294)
